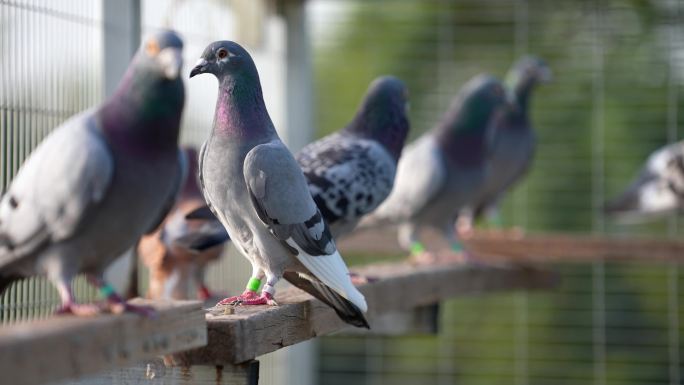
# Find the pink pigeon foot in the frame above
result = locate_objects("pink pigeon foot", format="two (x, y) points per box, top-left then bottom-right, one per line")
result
(237, 292), (278, 306)
(349, 272), (379, 285)
(216, 290), (259, 306)
(198, 285), (214, 301)
(109, 301), (157, 317)
(55, 301), (106, 317)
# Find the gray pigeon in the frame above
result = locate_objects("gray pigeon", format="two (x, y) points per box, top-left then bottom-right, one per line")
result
(359, 75), (506, 257)
(190, 41), (368, 328)
(463, 56), (552, 226)
(0, 30), (186, 315)
(296, 76), (410, 238)
(605, 141), (684, 221)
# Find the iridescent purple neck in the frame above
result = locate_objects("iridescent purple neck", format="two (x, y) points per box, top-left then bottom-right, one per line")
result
(212, 76), (275, 141)
(98, 61), (184, 156)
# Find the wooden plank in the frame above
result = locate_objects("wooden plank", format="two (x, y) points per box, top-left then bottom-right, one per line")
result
(0, 299), (207, 385)
(463, 231), (684, 263)
(173, 262), (556, 366)
(338, 228), (684, 264)
(62, 360), (259, 385)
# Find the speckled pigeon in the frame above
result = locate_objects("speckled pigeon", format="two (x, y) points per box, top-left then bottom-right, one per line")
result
(359, 75), (506, 258)
(605, 141), (684, 221)
(0, 30), (186, 316)
(139, 147), (230, 301)
(296, 76), (410, 239)
(190, 41), (369, 328)
(462, 56), (552, 227)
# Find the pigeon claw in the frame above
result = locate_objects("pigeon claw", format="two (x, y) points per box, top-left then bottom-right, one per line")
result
(217, 290), (258, 306)
(55, 302), (106, 317)
(112, 302), (158, 318)
(237, 292), (277, 306)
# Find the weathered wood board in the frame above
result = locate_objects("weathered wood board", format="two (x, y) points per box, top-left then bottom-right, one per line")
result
(174, 261), (556, 366)
(59, 360), (259, 385)
(0, 299), (206, 385)
(339, 228), (684, 263)
(464, 231), (684, 263)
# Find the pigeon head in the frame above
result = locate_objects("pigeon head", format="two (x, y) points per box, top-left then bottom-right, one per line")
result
(136, 30), (184, 81)
(189, 41), (258, 82)
(99, 29), (185, 150)
(505, 56), (551, 105)
(345, 76), (410, 160)
(189, 41), (272, 137)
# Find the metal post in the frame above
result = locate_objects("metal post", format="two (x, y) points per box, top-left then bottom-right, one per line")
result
(102, 0), (140, 99)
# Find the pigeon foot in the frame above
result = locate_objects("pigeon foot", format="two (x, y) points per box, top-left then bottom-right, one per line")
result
(109, 301), (157, 318)
(237, 292), (278, 306)
(441, 250), (476, 264)
(409, 251), (440, 265)
(217, 290), (258, 306)
(55, 302), (105, 316)
(349, 272), (379, 285)
(198, 285), (214, 301)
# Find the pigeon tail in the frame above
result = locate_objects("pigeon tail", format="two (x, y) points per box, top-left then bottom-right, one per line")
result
(285, 238), (367, 310)
(176, 229), (230, 251)
(284, 271), (370, 329)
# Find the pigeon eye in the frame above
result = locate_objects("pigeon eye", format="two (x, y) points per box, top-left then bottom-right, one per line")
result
(217, 49), (228, 59)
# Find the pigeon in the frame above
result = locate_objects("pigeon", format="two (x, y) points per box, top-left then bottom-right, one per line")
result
(359, 75), (507, 259)
(190, 40), (369, 328)
(295, 76), (410, 239)
(139, 147), (230, 301)
(462, 56), (552, 227)
(605, 141), (684, 221)
(0, 30), (186, 315)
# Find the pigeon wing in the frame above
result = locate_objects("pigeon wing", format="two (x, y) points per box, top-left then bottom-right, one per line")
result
(0, 111), (114, 267)
(243, 141), (367, 313)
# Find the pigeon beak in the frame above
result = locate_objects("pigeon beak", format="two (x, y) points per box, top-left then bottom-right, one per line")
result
(190, 58), (209, 78)
(158, 47), (183, 80)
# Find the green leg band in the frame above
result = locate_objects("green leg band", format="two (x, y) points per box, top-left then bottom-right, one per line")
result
(410, 242), (426, 255)
(246, 277), (262, 292)
(451, 242), (464, 252)
(99, 284), (117, 298)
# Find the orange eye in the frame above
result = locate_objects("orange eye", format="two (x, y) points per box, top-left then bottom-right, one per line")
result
(217, 49), (228, 59)
(146, 39), (160, 56)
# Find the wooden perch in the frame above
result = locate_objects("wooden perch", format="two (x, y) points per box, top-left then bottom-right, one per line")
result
(464, 231), (684, 263)
(339, 228), (684, 264)
(0, 299), (206, 385)
(173, 261), (556, 366)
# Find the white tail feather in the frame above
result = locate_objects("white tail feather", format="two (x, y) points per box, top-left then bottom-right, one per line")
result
(287, 240), (368, 312)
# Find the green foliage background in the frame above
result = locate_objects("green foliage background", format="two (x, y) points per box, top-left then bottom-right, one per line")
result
(312, 1), (684, 383)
